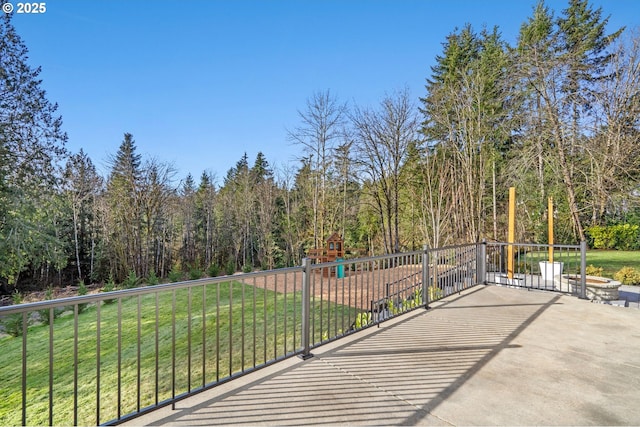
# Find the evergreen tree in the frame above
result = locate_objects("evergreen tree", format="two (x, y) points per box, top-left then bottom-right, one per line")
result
(251, 152), (277, 268)
(180, 173), (197, 267)
(0, 13), (68, 288)
(557, 0), (623, 240)
(195, 171), (217, 268)
(420, 24), (511, 242)
(512, 0), (623, 241)
(251, 151), (272, 184)
(105, 133), (143, 279)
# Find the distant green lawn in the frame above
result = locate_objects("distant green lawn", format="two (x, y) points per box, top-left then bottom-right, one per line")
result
(582, 250), (640, 278)
(0, 281), (353, 426)
(521, 250), (639, 279)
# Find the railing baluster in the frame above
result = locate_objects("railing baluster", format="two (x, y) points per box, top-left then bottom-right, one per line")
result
(423, 245), (429, 308)
(155, 292), (159, 406)
(117, 298), (122, 420)
(341, 263), (346, 333)
(96, 303), (101, 425)
(228, 281), (233, 377)
(346, 262), (351, 330)
(188, 287), (192, 391)
(273, 274), (277, 359)
(300, 258), (312, 359)
(580, 240), (588, 299)
(202, 285), (206, 388)
(137, 295), (141, 412)
(319, 268), (323, 344)
(293, 271), (298, 351)
(311, 264), (316, 345)
(22, 311), (27, 426)
(171, 291), (176, 409)
(216, 282), (220, 382)
(241, 278), (245, 372)
(263, 275), (267, 363)
(49, 307), (53, 426)
(74, 305), (79, 426)
(252, 276), (256, 368)
(283, 273), (288, 355)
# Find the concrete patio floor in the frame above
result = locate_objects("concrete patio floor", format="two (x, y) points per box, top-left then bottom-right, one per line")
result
(125, 285), (640, 426)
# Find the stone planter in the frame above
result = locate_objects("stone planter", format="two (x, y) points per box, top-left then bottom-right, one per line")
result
(553, 274), (622, 301)
(539, 261), (564, 281)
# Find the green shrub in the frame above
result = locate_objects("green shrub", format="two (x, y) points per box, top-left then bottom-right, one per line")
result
(207, 263), (220, 277)
(146, 270), (159, 286)
(77, 280), (89, 313)
(321, 328), (343, 341)
(121, 270), (140, 289)
(428, 285), (443, 301)
(224, 260), (236, 276)
(613, 267), (640, 286)
(516, 261), (532, 274)
(188, 267), (203, 280)
(586, 225), (616, 249)
(168, 266), (183, 283)
(0, 292), (29, 337)
(387, 298), (399, 315)
(586, 224), (640, 250)
(242, 264), (253, 273)
(102, 275), (117, 304)
(37, 287), (64, 325)
(354, 312), (371, 329)
(586, 265), (604, 276)
(614, 224), (640, 250)
(412, 289), (423, 306)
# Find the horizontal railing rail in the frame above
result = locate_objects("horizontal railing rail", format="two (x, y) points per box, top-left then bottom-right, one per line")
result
(0, 240), (585, 426)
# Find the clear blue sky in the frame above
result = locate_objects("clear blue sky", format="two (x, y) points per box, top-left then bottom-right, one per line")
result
(10, 0), (639, 184)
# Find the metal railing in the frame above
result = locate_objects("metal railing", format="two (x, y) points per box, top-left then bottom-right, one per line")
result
(481, 241), (587, 298)
(0, 242), (485, 426)
(0, 269), (304, 426)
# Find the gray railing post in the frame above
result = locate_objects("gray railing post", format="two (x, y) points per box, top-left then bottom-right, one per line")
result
(579, 240), (587, 299)
(477, 239), (487, 285)
(299, 258), (313, 359)
(422, 244), (430, 309)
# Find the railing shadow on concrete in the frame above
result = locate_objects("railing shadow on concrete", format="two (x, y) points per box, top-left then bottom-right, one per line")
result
(132, 286), (563, 426)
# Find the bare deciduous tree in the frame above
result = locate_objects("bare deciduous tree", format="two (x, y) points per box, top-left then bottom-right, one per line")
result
(351, 88), (419, 254)
(288, 90), (347, 248)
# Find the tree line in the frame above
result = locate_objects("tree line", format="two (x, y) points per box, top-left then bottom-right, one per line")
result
(1, 0), (639, 293)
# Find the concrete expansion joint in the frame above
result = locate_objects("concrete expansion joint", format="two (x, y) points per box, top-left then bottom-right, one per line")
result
(316, 356), (452, 425)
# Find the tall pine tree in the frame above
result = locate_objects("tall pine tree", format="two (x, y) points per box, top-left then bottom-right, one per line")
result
(105, 133), (143, 279)
(0, 12), (68, 288)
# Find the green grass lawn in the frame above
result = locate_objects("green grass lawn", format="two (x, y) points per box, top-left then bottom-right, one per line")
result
(0, 281), (354, 426)
(547, 250), (640, 278)
(582, 250), (640, 279)
(518, 249), (639, 279)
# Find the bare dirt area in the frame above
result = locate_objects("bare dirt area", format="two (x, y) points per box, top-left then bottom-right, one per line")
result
(239, 265), (424, 310)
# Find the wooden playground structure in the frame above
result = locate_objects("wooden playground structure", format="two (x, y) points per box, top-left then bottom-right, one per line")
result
(306, 233), (347, 277)
(306, 233), (345, 263)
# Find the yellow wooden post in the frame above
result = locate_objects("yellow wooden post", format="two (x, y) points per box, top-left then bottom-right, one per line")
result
(548, 197), (554, 263)
(508, 187), (515, 279)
